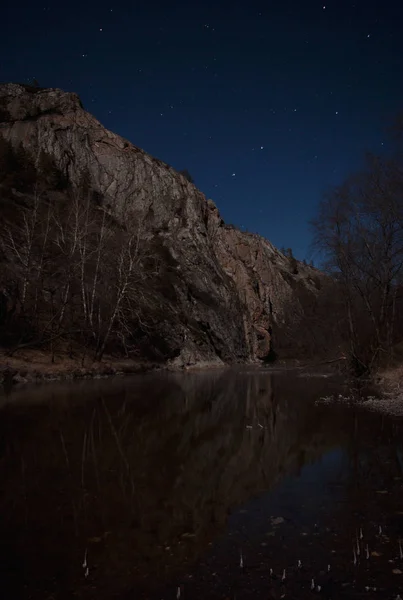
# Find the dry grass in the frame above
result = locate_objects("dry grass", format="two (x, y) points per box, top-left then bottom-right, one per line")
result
(315, 364), (403, 417)
(364, 364), (403, 416)
(0, 347), (156, 385)
(377, 364), (403, 395)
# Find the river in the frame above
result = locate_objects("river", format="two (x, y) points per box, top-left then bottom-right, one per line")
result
(0, 368), (402, 599)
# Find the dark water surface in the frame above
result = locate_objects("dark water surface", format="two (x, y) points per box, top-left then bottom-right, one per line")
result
(1, 369), (403, 599)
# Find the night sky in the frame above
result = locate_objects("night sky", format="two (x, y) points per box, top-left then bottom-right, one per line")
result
(2, 0), (403, 260)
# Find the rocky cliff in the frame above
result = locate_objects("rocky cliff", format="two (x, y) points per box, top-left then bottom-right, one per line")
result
(0, 83), (322, 367)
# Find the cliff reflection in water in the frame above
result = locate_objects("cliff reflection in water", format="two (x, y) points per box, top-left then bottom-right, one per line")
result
(0, 370), (344, 598)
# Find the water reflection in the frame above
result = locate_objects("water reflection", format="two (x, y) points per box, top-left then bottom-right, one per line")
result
(0, 370), (402, 599)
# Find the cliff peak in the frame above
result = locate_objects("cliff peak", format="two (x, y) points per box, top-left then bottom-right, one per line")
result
(0, 82), (83, 121)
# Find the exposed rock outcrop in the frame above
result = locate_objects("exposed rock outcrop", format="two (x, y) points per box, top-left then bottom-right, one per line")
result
(0, 83), (321, 366)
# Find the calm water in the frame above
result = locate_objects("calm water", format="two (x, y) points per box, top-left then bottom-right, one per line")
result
(1, 369), (403, 599)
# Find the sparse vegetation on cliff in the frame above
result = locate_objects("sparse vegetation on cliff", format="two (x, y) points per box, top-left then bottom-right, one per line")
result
(178, 168), (195, 184)
(0, 141), (180, 365)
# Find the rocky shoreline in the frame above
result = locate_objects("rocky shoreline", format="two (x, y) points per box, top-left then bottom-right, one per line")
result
(315, 366), (403, 417)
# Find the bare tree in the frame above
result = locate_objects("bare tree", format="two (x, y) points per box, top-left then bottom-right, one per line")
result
(0, 142), (165, 363)
(311, 153), (403, 373)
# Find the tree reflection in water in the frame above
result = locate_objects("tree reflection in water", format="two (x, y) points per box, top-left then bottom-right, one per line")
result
(0, 369), (402, 598)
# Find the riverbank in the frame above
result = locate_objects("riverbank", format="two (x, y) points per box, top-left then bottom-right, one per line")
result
(0, 348), (160, 388)
(0, 348), (347, 390)
(315, 363), (403, 417)
(367, 364), (403, 416)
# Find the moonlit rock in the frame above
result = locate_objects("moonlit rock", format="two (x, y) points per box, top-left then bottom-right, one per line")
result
(0, 82), (324, 368)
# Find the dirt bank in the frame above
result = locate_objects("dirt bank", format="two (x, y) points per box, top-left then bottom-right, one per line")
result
(0, 348), (159, 388)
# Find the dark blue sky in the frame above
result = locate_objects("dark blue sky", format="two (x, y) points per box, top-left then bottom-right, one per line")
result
(2, 0), (403, 259)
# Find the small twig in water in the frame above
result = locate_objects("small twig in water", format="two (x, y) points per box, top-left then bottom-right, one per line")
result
(82, 548), (89, 577)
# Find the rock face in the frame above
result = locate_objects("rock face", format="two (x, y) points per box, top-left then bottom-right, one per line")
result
(0, 83), (321, 366)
